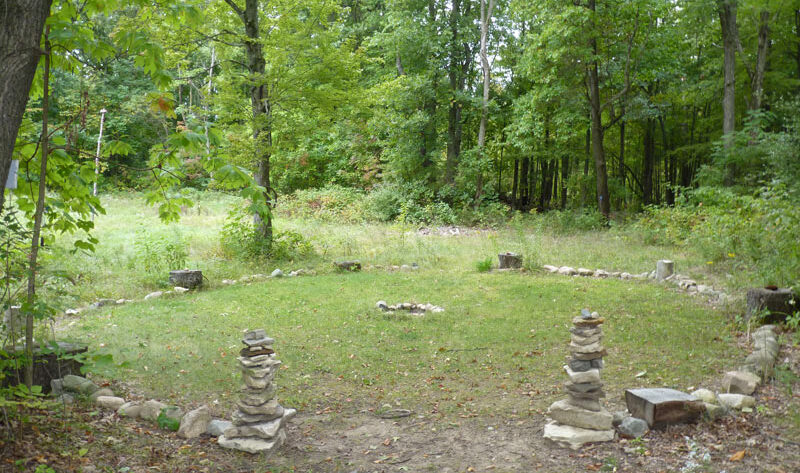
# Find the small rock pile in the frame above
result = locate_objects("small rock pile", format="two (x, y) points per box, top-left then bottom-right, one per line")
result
(376, 301), (444, 315)
(217, 329), (295, 454)
(543, 309), (614, 449)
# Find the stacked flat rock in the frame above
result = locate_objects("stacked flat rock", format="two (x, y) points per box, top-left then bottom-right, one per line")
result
(217, 329), (296, 454)
(543, 309), (614, 449)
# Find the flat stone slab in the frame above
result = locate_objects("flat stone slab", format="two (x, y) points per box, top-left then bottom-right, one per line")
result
(547, 399), (613, 430)
(625, 388), (704, 428)
(543, 421), (614, 450)
(218, 430), (286, 454)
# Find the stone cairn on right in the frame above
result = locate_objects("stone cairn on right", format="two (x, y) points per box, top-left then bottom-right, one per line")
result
(543, 309), (614, 449)
(217, 329), (295, 454)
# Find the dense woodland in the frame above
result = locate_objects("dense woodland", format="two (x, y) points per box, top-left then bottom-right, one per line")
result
(2, 0), (799, 219)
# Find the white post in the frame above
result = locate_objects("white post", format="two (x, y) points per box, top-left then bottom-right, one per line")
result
(94, 108), (107, 197)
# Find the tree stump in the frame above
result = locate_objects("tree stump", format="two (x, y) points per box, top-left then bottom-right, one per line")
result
(1, 341), (87, 393)
(169, 270), (203, 289)
(498, 252), (522, 269)
(334, 261), (361, 272)
(746, 287), (796, 322)
(656, 260), (674, 281)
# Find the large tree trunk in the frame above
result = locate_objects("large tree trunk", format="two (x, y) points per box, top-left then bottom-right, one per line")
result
(796, 10), (800, 80)
(475, 0), (496, 203)
(445, 0), (463, 185)
(226, 0), (273, 242)
(511, 158), (519, 210)
(560, 154), (569, 209)
(586, 0), (610, 217)
(519, 157), (529, 209)
(642, 118), (655, 205)
(718, 0), (738, 185)
(749, 10), (770, 111)
(0, 0), (53, 214)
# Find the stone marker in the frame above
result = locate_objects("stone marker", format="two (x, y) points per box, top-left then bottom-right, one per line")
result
(169, 270), (203, 289)
(543, 309), (614, 449)
(217, 329), (295, 454)
(746, 287), (796, 322)
(498, 252), (522, 269)
(624, 388), (704, 428)
(656, 260), (674, 281)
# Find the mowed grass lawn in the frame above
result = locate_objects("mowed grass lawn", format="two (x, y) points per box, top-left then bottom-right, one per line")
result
(62, 268), (738, 421)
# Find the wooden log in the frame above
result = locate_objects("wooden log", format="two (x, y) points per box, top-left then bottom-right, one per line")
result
(746, 287), (796, 322)
(169, 269), (203, 289)
(498, 252), (522, 269)
(624, 388), (704, 428)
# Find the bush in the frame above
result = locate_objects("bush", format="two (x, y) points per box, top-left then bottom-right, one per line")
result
(279, 185), (366, 223)
(633, 186), (800, 288)
(475, 257), (493, 272)
(530, 209), (608, 234)
(130, 228), (188, 273)
(220, 207), (315, 261)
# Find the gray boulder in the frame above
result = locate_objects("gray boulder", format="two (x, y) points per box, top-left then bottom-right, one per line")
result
(617, 417), (648, 438)
(117, 401), (142, 418)
(140, 400), (168, 421)
(207, 419), (233, 437)
(722, 370), (761, 395)
(95, 396), (125, 410)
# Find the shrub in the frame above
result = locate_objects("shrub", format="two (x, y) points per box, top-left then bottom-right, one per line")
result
(531, 209), (607, 234)
(220, 207), (315, 261)
(279, 185), (366, 223)
(475, 257), (493, 272)
(130, 228), (188, 273)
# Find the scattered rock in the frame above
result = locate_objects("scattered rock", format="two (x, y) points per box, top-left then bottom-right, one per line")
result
(178, 406), (212, 439)
(56, 393), (75, 404)
(270, 269), (284, 278)
(174, 286), (190, 294)
(542, 265), (559, 273)
(140, 400), (168, 422)
(617, 417), (648, 438)
(90, 388), (114, 401)
(690, 388), (716, 404)
(558, 266), (577, 276)
(51, 378), (64, 396)
(222, 279), (237, 285)
(717, 393), (756, 410)
(217, 430), (286, 454)
(703, 402), (727, 420)
(65, 309), (80, 316)
(144, 291), (163, 300)
(593, 269), (609, 278)
(577, 268), (593, 277)
(611, 410), (629, 427)
(95, 396), (125, 410)
(722, 370), (760, 395)
(207, 419), (233, 437)
(117, 401), (142, 418)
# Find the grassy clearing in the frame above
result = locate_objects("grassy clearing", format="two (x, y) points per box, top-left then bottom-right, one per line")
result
(50, 192), (743, 424)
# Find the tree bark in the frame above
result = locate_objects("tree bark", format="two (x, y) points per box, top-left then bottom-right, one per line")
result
(225, 0), (273, 242)
(749, 10), (770, 111)
(24, 28), (50, 388)
(642, 118), (655, 205)
(560, 154), (569, 209)
(511, 158), (519, 210)
(475, 0), (496, 203)
(444, 0), (470, 185)
(718, 0), (738, 185)
(586, 0), (610, 217)
(0, 0), (53, 214)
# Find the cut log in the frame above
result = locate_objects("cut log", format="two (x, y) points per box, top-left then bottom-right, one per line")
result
(169, 270), (203, 289)
(656, 260), (674, 281)
(498, 252), (522, 269)
(624, 388), (704, 428)
(746, 287), (796, 322)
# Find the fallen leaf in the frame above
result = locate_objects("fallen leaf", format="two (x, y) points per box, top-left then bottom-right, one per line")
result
(729, 450), (746, 461)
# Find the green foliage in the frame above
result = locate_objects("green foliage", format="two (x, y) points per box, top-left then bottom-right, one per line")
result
(634, 186), (800, 287)
(156, 408), (180, 431)
(531, 209), (608, 234)
(475, 257), (493, 272)
(130, 228), (188, 274)
(220, 207), (314, 262)
(363, 183), (457, 225)
(280, 186), (366, 223)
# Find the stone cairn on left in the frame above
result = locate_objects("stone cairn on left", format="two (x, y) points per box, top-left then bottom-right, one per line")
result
(217, 329), (295, 454)
(543, 309), (614, 449)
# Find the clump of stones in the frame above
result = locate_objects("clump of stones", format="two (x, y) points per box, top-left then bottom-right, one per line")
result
(543, 309), (614, 449)
(217, 329), (296, 454)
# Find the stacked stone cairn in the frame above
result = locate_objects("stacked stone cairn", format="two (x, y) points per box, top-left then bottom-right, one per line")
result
(217, 329), (295, 454)
(543, 309), (614, 449)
